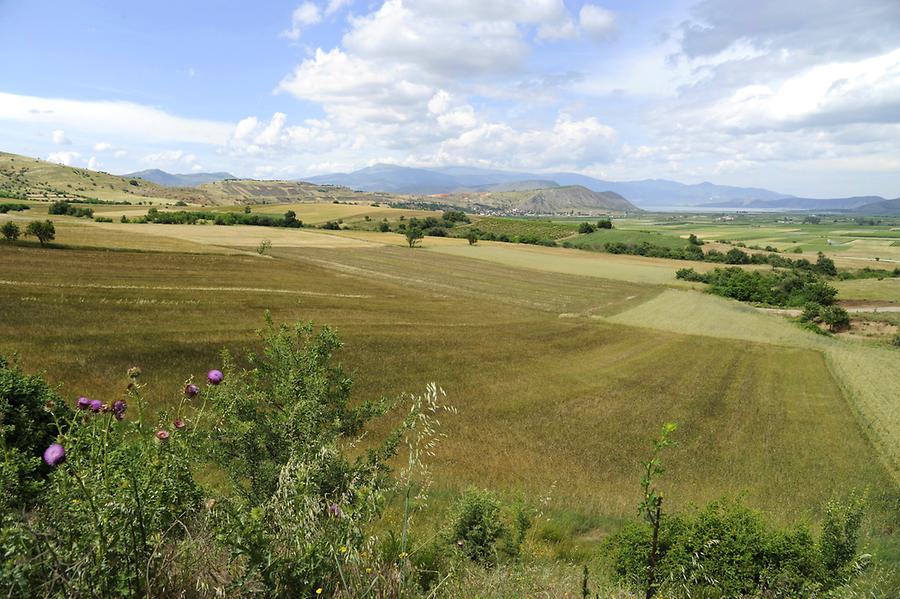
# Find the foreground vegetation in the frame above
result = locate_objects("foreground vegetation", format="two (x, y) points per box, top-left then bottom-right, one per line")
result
(0, 328), (885, 597)
(1, 204), (898, 596)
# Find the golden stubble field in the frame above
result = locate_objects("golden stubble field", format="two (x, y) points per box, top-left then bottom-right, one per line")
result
(1, 218), (897, 543)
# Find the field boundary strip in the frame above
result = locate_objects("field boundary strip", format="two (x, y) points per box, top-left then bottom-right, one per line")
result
(0, 279), (373, 299)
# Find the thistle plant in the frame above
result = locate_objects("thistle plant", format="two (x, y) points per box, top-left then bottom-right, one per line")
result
(638, 422), (677, 599)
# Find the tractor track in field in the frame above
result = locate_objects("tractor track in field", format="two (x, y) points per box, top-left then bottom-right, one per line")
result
(0, 279), (373, 299)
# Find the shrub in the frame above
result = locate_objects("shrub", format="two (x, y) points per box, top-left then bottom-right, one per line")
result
(1, 221), (20, 242)
(597, 218), (613, 229)
(0, 318), (452, 598)
(605, 496), (865, 598)
(0, 203), (29, 214)
(447, 488), (506, 564)
(378, 221), (391, 232)
(821, 305), (850, 332)
(578, 222), (596, 234)
(892, 333), (900, 347)
(0, 358), (72, 510)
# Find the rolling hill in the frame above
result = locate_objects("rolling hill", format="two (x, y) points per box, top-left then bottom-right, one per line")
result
(438, 185), (637, 214)
(852, 197), (900, 215)
(125, 169), (236, 187)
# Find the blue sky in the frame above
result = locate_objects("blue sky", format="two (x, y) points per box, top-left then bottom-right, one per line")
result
(2, 0), (899, 197)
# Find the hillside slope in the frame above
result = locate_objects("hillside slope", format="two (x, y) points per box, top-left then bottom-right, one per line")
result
(853, 198), (900, 215)
(126, 169), (236, 187)
(0, 152), (206, 203)
(438, 185), (637, 214)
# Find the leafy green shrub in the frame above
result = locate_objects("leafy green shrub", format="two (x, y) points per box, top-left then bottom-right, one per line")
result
(605, 495), (865, 598)
(578, 222), (596, 234)
(0, 203), (28, 214)
(446, 489), (533, 565)
(821, 305), (851, 332)
(1, 222), (20, 242)
(447, 488), (506, 563)
(892, 333), (900, 347)
(0, 318), (452, 598)
(0, 357), (72, 510)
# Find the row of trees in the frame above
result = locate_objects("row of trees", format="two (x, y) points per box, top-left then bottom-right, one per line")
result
(1, 220), (55, 245)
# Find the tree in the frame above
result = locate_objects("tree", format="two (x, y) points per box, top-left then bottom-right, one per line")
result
(821, 305), (850, 332)
(378, 221), (391, 232)
(244, 205), (251, 214)
(578, 222), (596, 234)
(465, 230), (478, 245)
(1, 221), (20, 242)
(405, 227), (423, 248)
(688, 233), (703, 246)
(597, 218), (613, 229)
(815, 252), (837, 277)
(25, 220), (55, 246)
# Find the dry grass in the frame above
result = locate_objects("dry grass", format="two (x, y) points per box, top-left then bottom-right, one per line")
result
(608, 289), (900, 483)
(0, 242), (894, 531)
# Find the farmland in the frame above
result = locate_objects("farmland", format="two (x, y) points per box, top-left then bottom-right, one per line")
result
(2, 205), (899, 594)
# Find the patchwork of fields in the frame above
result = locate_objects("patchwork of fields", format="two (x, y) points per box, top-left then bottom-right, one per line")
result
(1, 214), (898, 530)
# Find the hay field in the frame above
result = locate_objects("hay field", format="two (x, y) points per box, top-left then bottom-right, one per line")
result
(0, 239), (896, 530)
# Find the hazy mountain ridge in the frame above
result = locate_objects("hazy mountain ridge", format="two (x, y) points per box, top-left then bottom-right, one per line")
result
(303, 164), (796, 208)
(126, 169), (237, 188)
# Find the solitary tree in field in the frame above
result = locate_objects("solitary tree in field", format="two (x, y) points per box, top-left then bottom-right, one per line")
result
(405, 227), (423, 248)
(465, 230), (478, 245)
(1, 221), (20, 242)
(25, 220), (55, 246)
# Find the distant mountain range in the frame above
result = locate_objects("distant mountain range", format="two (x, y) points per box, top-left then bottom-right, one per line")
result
(301, 164), (796, 209)
(126, 169), (236, 188)
(112, 161), (899, 214)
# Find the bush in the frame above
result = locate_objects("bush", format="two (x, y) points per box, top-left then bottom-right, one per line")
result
(0, 358), (72, 510)
(605, 496), (865, 597)
(0, 318), (452, 598)
(445, 489), (533, 566)
(0, 203), (29, 214)
(1, 221), (20, 242)
(48, 201), (93, 219)
(821, 305), (850, 332)
(578, 222), (596, 234)
(378, 221), (391, 232)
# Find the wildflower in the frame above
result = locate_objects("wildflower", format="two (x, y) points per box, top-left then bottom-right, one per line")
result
(173, 418), (185, 429)
(316, 589), (322, 595)
(156, 429), (170, 442)
(327, 503), (342, 518)
(205, 498), (216, 510)
(207, 369), (223, 385)
(399, 551), (408, 559)
(127, 366), (142, 378)
(113, 400), (127, 421)
(340, 545), (347, 554)
(89, 399), (103, 413)
(76, 396), (91, 410)
(43, 443), (65, 467)
(184, 383), (199, 398)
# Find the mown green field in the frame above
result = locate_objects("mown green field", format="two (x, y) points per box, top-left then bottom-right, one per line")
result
(456, 216), (578, 240)
(1, 211), (898, 587)
(566, 228), (691, 251)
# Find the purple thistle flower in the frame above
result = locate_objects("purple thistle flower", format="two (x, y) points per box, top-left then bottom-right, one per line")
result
(156, 429), (170, 442)
(327, 503), (342, 518)
(89, 400), (103, 413)
(43, 443), (65, 467)
(76, 396), (91, 410)
(207, 370), (224, 385)
(113, 400), (127, 421)
(173, 418), (185, 430)
(184, 383), (200, 398)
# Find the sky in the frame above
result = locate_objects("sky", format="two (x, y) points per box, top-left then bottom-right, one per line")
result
(1, 0), (900, 197)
